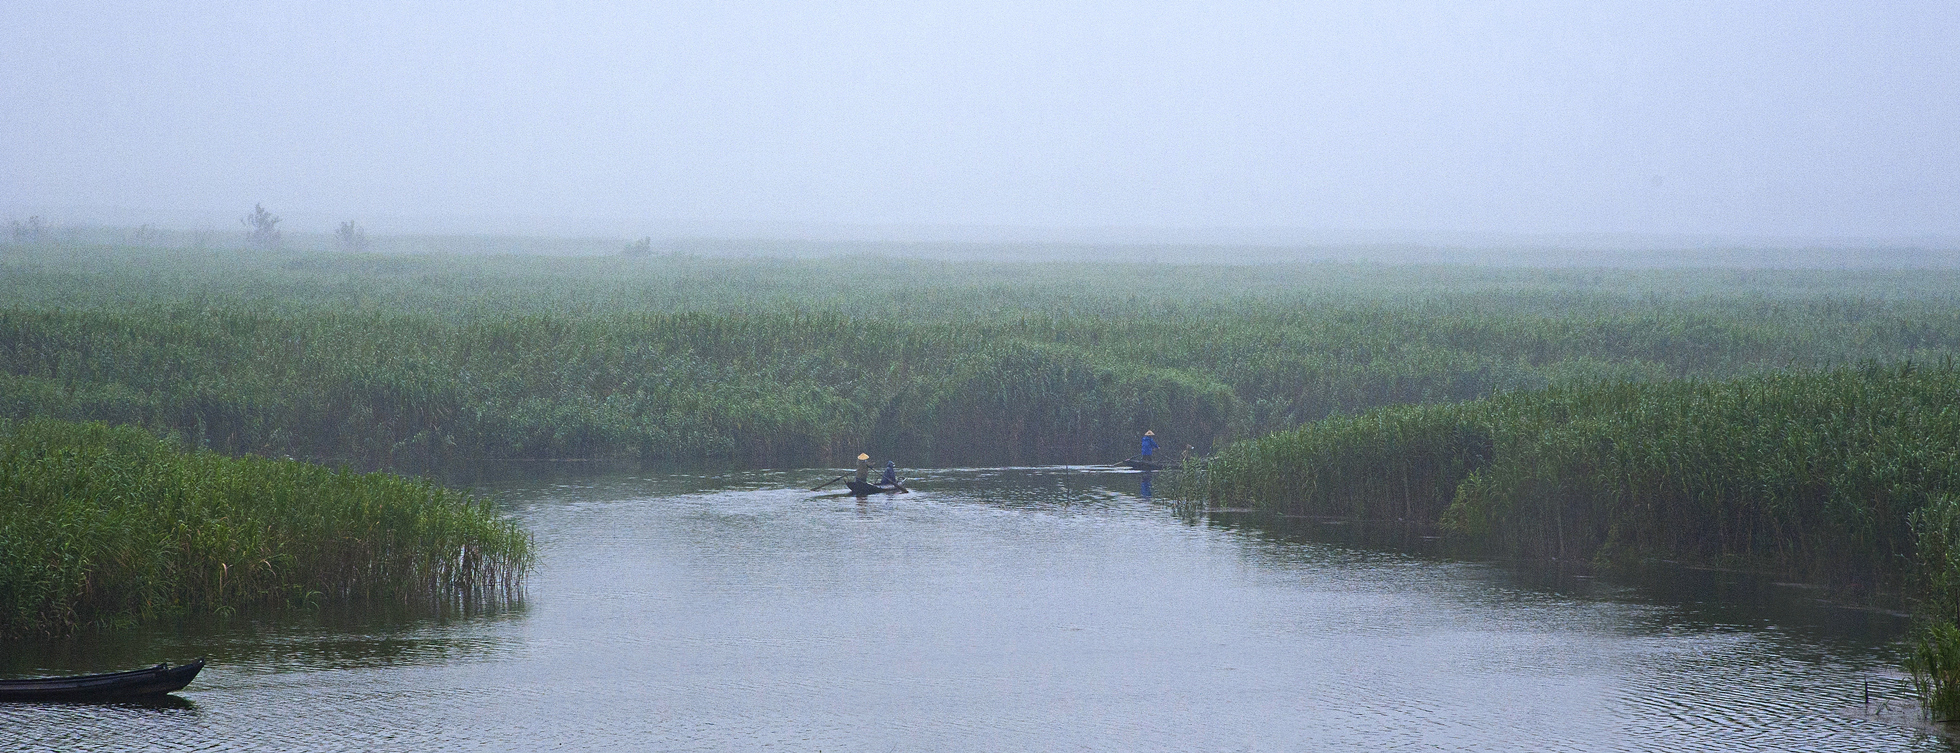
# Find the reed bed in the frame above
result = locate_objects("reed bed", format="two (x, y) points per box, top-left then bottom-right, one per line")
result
(5, 245), (1960, 469)
(11, 244), (1960, 710)
(0, 418), (531, 637)
(1182, 361), (1960, 714)
(1185, 362), (1960, 594)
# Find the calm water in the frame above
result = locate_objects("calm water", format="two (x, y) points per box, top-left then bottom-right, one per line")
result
(1, 467), (1950, 752)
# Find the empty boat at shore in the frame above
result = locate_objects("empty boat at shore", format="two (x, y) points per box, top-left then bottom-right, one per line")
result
(0, 659), (205, 702)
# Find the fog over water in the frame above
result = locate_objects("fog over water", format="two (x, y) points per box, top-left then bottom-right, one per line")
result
(3, 2), (1957, 243)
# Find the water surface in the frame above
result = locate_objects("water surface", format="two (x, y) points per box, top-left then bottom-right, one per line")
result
(1, 467), (1947, 751)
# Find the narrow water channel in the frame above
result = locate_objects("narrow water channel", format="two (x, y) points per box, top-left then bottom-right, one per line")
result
(1, 467), (1949, 751)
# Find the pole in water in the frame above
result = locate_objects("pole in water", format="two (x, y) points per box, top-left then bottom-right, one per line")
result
(1864, 679), (1870, 706)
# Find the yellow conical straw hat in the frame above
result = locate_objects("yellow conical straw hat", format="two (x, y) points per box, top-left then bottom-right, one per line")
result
(857, 453), (870, 460)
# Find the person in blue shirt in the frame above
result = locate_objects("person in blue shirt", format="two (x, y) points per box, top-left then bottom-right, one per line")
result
(1140, 430), (1157, 461)
(880, 460), (897, 485)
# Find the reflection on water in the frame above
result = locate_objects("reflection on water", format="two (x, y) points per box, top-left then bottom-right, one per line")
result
(2, 466), (1954, 752)
(0, 602), (527, 679)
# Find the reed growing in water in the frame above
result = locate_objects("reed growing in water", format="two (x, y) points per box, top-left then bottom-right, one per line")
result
(1179, 362), (1960, 717)
(1908, 623), (1960, 722)
(11, 244), (1960, 709)
(1185, 361), (1960, 588)
(0, 419), (531, 637)
(7, 245), (1960, 469)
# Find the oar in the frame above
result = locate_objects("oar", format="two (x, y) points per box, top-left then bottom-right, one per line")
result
(810, 475), (846, 491)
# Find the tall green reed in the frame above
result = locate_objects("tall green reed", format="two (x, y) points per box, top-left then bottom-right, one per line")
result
(8, 248), (1960, 469)
(0, 419), (531, 637)
(1186, 362), (1960, 591)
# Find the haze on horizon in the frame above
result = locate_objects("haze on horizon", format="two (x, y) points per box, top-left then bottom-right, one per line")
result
(2, 1), (1956, 243)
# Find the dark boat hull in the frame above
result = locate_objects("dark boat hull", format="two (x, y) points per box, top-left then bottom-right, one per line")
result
(1120, 459), (1167, 471)
(846, 479), (907, 495)
(0, 659), (204, 702)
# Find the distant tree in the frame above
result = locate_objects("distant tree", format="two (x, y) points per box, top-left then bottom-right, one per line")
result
(335, 220), (370, 253)
(130, 224), (160, 246)
(242, 204), (282, 249)
(623, 236), (652, 256)
(9, 216), (48, 245)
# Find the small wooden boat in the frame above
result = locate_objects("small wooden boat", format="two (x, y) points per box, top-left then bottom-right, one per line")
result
(0, 659), (205, 702)
(846, 479), (908, 495)
(1118, 459), (1167, 471)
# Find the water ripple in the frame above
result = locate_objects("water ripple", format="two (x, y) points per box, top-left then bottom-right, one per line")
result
(2, 467), (1947, 752)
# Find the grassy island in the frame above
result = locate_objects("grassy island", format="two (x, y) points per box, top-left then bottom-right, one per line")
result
(0, 419), (531, 637)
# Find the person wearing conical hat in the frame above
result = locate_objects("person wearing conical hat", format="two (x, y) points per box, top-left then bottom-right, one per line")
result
(855, 453), (872, 483)
(1140, 430), (1158, 462)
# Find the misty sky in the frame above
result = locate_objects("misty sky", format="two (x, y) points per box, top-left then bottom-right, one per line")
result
(3, 2), (1956, 239)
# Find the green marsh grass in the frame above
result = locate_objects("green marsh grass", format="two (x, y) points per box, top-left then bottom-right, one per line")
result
(13, 243), (1960, 711)
(1180, 361), (1960, 716)
(1909, 623), (1960, 722)
(0, 419), (531, 637)
(1184, 362), (1960, 593)
(7, 245), (1960, 469)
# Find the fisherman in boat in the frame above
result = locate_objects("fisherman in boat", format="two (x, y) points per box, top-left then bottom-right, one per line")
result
(881, 460), (897, 486)
(855, 453), (872, 483)
(1140, 430), (1157, 464)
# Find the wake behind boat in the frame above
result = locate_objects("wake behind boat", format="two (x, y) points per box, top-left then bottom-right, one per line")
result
(0, 659), (205, 702)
